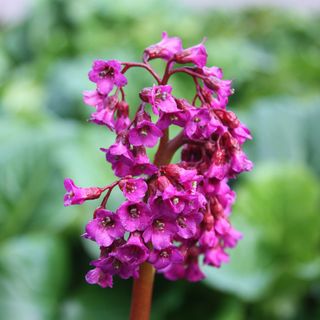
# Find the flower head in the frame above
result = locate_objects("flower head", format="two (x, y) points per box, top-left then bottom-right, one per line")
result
(65, 32), (253, 288)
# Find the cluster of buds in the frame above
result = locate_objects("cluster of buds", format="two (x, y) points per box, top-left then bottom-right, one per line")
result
(64, 32), (253, 288)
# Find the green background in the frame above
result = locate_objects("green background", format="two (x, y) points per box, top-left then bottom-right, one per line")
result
(0, 0), (320, 319)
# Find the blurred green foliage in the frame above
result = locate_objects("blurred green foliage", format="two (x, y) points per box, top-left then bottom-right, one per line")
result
(0, 0), (320, 319)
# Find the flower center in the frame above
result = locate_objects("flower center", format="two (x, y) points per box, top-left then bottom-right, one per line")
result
(154, 219), (165, 231)
(67, 191), (75, 198)
(156, 91), (167, 101)
(177, 216), (187, 228)
(101, 216), (114, 228)
(172, 197), (180, 205)
(160, 250), (169, 258)
(113, 259), (121, 270)
(140, 128), (148, 136)
(99, 67), (114, 78)
(129, 205), (140, 218)
(126, 183), (137, 193)
(194, 117), (201, 123)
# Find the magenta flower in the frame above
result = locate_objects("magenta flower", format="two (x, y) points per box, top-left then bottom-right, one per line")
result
(143, 218), (177, 250)
(206, 149), (229, 180)
(230, 150), (253, 174)
(115, 233), (149, 265)
(149, 246), (183, 270)
(199, 229), (218, 247)
(102, 141), (134, 177)
(204, 247), (229, 267)
(185, 260), (205, 282)
(156, 109), (188, 130)
(130, 147), (158, 176)
(85, 267), (113, 288)
(140, 85), (178, 115)
(119, 177), (148, 201)
(174, 42), (208, 67)
(83, 89), (105, 108)
(143, 32), (182, 62)
(117, 201), (152, 232)
(162, 186), (204, 214)
(163, 262), (186, 281)
(84, 209), (125, 247)
(231, 124), (252, 145)
(88, 60), (127, 94)
(202, 66), (233, 100)
(175, 212), (203, 239)
(215, 218), (242, 248)
(204, 77), (233, 99)
(63, 178), (103, 206)
(128, 120), (163, 147)
(184, 108), (223, 140)
(202, 66), (223, 79)
(93, 255), (139, 279)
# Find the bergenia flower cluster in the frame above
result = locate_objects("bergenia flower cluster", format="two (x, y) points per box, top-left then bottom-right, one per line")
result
(64, 32), (253, 288)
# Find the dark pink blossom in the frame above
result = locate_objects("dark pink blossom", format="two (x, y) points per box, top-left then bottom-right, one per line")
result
(185, 260), (205, 282)
(88, 60), (127, 94)
(202, 67), (233, 100)
(93, 255), (139, 279)
(102, 141), (134, 177)
(84, 209), (125, 247)
(184, 108), (223, 140)
(230, 150), (253, 174)
(231, 124), (252, 144)
(117, 201), (152, 232)
(115, 233), (149, 265)
(119, 177), (148, 201)
(143, 32), (183, 62)
(156, 109), (188, 130)
(85, 267), (113, 288)
(176, 212), (203, 239)
(140, 85), (178, 115)
(149, 246), (183, 270)
(83, 89), (105, 108)
(174, 41), (208, 67)
(204, 247), (229, 267)
(143, 218), (177, 250)
(163, 262), (186, 281)
(128, 120), (163, 148)
(63, 178), (103, 206)
(130, 147), (158, 176)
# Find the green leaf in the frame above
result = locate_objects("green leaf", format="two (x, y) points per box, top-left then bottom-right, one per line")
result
(246, 99), (308, 164)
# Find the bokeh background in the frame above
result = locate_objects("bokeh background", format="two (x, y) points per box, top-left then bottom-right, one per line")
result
(0, 0), (320, 319)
